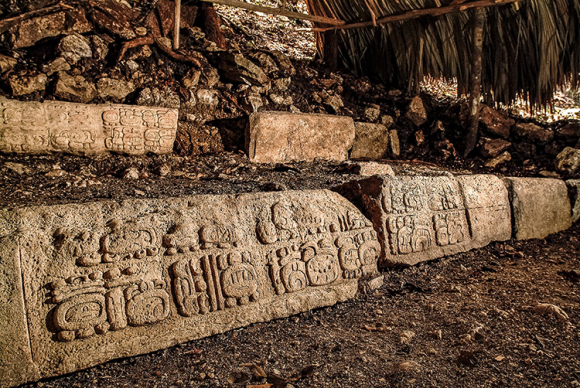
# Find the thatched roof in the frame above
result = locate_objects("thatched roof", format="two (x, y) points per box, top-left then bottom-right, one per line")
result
(304, 0), (580, 108)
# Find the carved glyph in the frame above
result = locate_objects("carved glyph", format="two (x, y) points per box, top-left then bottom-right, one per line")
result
(0, 98), (177, 155)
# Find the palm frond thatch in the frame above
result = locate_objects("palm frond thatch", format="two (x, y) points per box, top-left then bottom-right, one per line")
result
(305, 0), (580, 108)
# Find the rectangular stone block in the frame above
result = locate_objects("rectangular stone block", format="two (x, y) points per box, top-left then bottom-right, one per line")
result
(246, 111), (355, 163)
(336, 174), (511, 266)
(0, 97), (177, 156)
(0, 190), (380, 386)
(504, 178), (572, 240)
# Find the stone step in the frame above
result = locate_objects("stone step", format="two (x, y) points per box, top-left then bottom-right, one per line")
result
(0, 98), (177, 156)
(0, 190), (380, 387)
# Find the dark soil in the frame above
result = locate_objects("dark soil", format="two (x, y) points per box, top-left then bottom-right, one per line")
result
(20, 222), (580, 388)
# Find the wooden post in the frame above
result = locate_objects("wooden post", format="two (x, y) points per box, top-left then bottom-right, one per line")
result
(463, 8), (485, 158)
(324, 29), (338, 71)
(174, 0), (181, 50)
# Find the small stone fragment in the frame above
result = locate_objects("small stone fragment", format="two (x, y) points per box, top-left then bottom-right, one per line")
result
(54, 72), (97, 103)
(351, 123), (389, 159)
(555, 147), (580, 174)
(0, 54), (18, 74)
(389, 130), (401, 158)
(380, 115), (395, 128)
(9, 73), (47, 96)
(97, 78), (136, 100)
(484, 151), (512, 168)
(534, 303), (569, 321)
(399, 330), (416, 345)
(219, 52), (269, 85)
(58, 34), (93, 64)
(273, 78), (291, 92)
(42, 57), (71, 76)
(393, 361), (419, 372)
(348, 162), (395, 177)
(480, 138), (511, 158)
(4, 162), (29, 175)
(365, 106), (381, 122)
(406, 96), (428, 126)
(324, 95), (344, 114)
(122, 167), (140, 180)
(480, 105), (514, 139)
(514, 122), (554, 144)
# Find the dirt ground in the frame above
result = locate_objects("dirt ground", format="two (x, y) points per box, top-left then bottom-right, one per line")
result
(17, 219), (579, 388)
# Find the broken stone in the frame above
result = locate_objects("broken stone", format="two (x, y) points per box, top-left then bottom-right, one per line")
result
(197, 89), (220, 108)
(58, 34), (92, 65)
(90, 0), (138, 40)
(533, 303), (569, 321)
(484, 151), (511, 168)
(434, 139), (457, 160)
(555, 147), (580, 174)
(247, 112), (355, 163)
(249, 52), (278, 74)
(480, 105), (514, 139)
(271, 51), (296, 76)
(135, 27), (148, 36)
(364, 106), (381, 122)
(182, 69), (201, 89)
(54, 72), (97, 103)
(273, 78), (292, 92)
(324, 95), (344, 114)
(0, 54), (17, 74)
(219, 53), (269, 86)
(245, 93), (264, 113)
(557, 122), (580, 140)
(90, 35), (110, 61)
(514, 122), (554, 144)
(0, 190), (379, 386)
(7, 9), (91, 49)
(97, 78), (136, 101)
(566, 180), (580, 223)
(380, 115), (395, 128)
(42, 57), (71, 76)
(350, 123), (389, 160)
(399, 330), (416, 345)
(204, 67), (221, 88)
(0, 97), (177, 156)
(503, 177), (572, 240)
(136, 87), (181, 109)
(414, 130), (426, 146)
(336, 174), (511, 266)
(122, 167), (140, 180)
(9, 73), (47, 96)
(406, 96), (428, 126)
(389, 130), (401, 158)
(4, 162), (29, 175)
(480, 138), (511, 158)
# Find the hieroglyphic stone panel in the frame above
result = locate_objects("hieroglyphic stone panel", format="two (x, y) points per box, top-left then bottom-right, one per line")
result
(336, 174), (511, 266)
(0, 190), (379, 387)
(0, 97), (177, 155)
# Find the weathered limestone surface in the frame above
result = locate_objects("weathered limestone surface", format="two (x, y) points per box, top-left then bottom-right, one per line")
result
(504, 178), (572, 240)
(246, 112), (355, 163)
(336, 174), (511, 266)
(0, 190), (380, 387)
(567, 180), (580, 224)
(350, 122), (389, 159)
(0, 98), (177, 155)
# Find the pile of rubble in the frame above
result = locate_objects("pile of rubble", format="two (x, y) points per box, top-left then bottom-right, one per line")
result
(1, 0), (579, 179)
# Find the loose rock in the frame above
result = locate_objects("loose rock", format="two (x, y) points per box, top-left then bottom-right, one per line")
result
(58, 34), (93, 64)
(97, 78), (136, 100)
(514, 122), (554, 144)
(54, 72), (97, 103)
(406, 96), (428, 126)
(555, 147), (580, 174)
(9, 73), (47, 96)
(480, 105), (514, 139)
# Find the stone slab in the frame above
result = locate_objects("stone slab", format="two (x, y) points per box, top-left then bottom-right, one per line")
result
(0, 190), (380, 386)
(336, 174), (511, 267)
(350, 122), (389, 159)
(567, 180), (580, 224)
(0, 98), (177, 156)
(503, 178), (572, 240)
(246, 112), (355, 163)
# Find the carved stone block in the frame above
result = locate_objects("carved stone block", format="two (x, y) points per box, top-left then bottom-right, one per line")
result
(504, 177), (572, 240)
(246, 112), (355, 163)
(0, 98), (177, 155)
(336, 174), (511, 266)
(0, 190), (379, 386)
